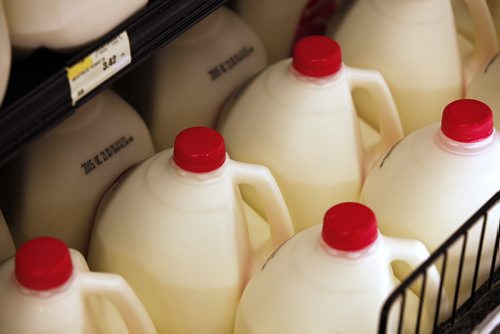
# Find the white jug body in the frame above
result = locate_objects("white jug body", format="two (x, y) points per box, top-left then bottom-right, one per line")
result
(89, 148), (293, 333)
(219, 59), (402, 232)
(3, 0), (147, 51)
(117, 7), (267, 151)
(361, 124), (500, 307)
(4, 90), (155, 254)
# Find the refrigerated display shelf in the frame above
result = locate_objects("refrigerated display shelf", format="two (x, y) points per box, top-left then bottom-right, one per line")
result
(0, 0), (227, 167)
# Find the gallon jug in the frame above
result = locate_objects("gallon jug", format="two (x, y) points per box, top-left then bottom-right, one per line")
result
(219, 36), (403, 233)
(235, 202), (443, 334)
(332, 0), (499, 134)
(3, 0), (147, 52)
(0, 0), (10, 106)
(234, 0), (341, 63)
(0, 237), (156, 334)
(360, 99), (500, 308)
(88, 127), (294, 333)
(3, 89), (154, 255)
(117, 7), (267, 151)
(467, 53), (500, 129)
(0, 210), (15, 263)
(453, 0), (500, 44)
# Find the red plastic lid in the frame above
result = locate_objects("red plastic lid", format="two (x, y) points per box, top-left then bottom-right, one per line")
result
(173, 127), (226, 173)
(15, 237), (73, 290)
(292, 36), (342, 77)
(441, 99), (494, 143)
(322, 202), (378, 251)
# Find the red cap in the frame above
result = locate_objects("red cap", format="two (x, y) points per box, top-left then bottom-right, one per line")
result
(441, 99), (494, 143)
(15, 237), (73, 290)
(173, 127), (226, 173)
(322, 202), (378, 251)
(292, 36), (342, 77)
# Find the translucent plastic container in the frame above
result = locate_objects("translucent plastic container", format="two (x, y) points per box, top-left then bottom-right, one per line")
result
(89, 127), (294, 333)
(4, 90), (155, 254)
(219, 36), (403, 232)
(0, 237), (156, 334)
(360, 99), (500, 308)
(235, 203), (442, 333)
(3, 0), (147, 52)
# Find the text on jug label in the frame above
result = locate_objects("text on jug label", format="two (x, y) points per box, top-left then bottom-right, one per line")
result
(208, 46), (255, 81)
(81, 135), (134, 175)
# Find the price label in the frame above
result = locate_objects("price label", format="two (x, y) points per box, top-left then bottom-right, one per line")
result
(66, 31), (131, 105)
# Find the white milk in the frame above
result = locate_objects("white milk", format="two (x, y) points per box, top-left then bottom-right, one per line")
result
(360, 99), (500, 308)
(219, 36), (403, 233)
(4, 89), (154, 254)
(332, 0), (498, 134)
(88, 127), (294, 334)
(0, 237), (155, 334)
(0, 0), (10, 106)
(0, 211), (15, 263)
(234, 0), (341, 63)
(3, 0), (147, 52)
(467, 53), (500, 129)
(117, 7), (267, 151)
(235, 202), (443, 334)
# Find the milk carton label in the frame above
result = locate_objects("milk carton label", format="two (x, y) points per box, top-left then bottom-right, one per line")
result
(67, 31), (131, 105)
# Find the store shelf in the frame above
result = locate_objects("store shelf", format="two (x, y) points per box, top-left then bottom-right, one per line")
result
(0, 0), (227, 167)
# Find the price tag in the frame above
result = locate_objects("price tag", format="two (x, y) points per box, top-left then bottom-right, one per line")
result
(66, 31), (131, 105)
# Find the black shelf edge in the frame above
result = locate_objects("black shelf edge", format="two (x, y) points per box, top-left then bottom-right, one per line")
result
(0, 0), (227, 166)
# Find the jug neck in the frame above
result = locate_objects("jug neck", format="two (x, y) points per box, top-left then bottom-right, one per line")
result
(319, 234), (380, 260)
(436, 130), (498, 156)
(289, 63), (346, 86)
(13, 270), (76, 298)
(169, 155), (230, 183)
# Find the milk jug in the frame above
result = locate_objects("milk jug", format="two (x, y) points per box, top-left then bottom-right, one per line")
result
(453, 0), (500, 44)
(332, 0), (499, 134)
(235, 202), (443, 334)
(0, 0), (10, 106)
(0, 210), (15, 263)
(88, 126), (294, 333)
(3, 89), (154, 254)
(3, 0), (147, 52)
(467, 53), (500, 129)
(117, 7), (267, 151)
(360, 99), (500, 308)
(219, 36), (403, 233)
(0, 237), (156, 334)
(234, 0), (341, 63)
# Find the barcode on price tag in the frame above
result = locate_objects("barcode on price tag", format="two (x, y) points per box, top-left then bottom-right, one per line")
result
(66, 31), (131, 105)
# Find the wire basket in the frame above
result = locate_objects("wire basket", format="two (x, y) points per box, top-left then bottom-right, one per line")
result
(378, 190), (500, 333)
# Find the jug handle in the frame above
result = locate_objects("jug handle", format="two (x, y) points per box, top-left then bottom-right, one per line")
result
(383, 236), (450, 319)
(79, 272), (157, 334)
(346, 67), (404, 177)
(230, 160), (295, 249)
(462, 0), (499, 85)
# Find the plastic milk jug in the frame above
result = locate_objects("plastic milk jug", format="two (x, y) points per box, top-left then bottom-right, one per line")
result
(88, 127), (294, 334)
(219, 36), (403, 233)
(467, 53), (500, 129)
(3, 0), (147, 52)
(332, 0), (499, 134)
(453, 0), (500, 44)
(117, 7), (267, 151)
(0, 211), (15, 263)
(235, 202), (443, 334)
(0, 0), (10, 106)
(360, 99), (500, 308)
(0, 237), (156, 334)
(3, 89), (154, 255)
(234, 0), (341, 63)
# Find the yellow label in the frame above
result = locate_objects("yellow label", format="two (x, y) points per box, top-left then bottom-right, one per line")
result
(67, 56), (93, 81)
